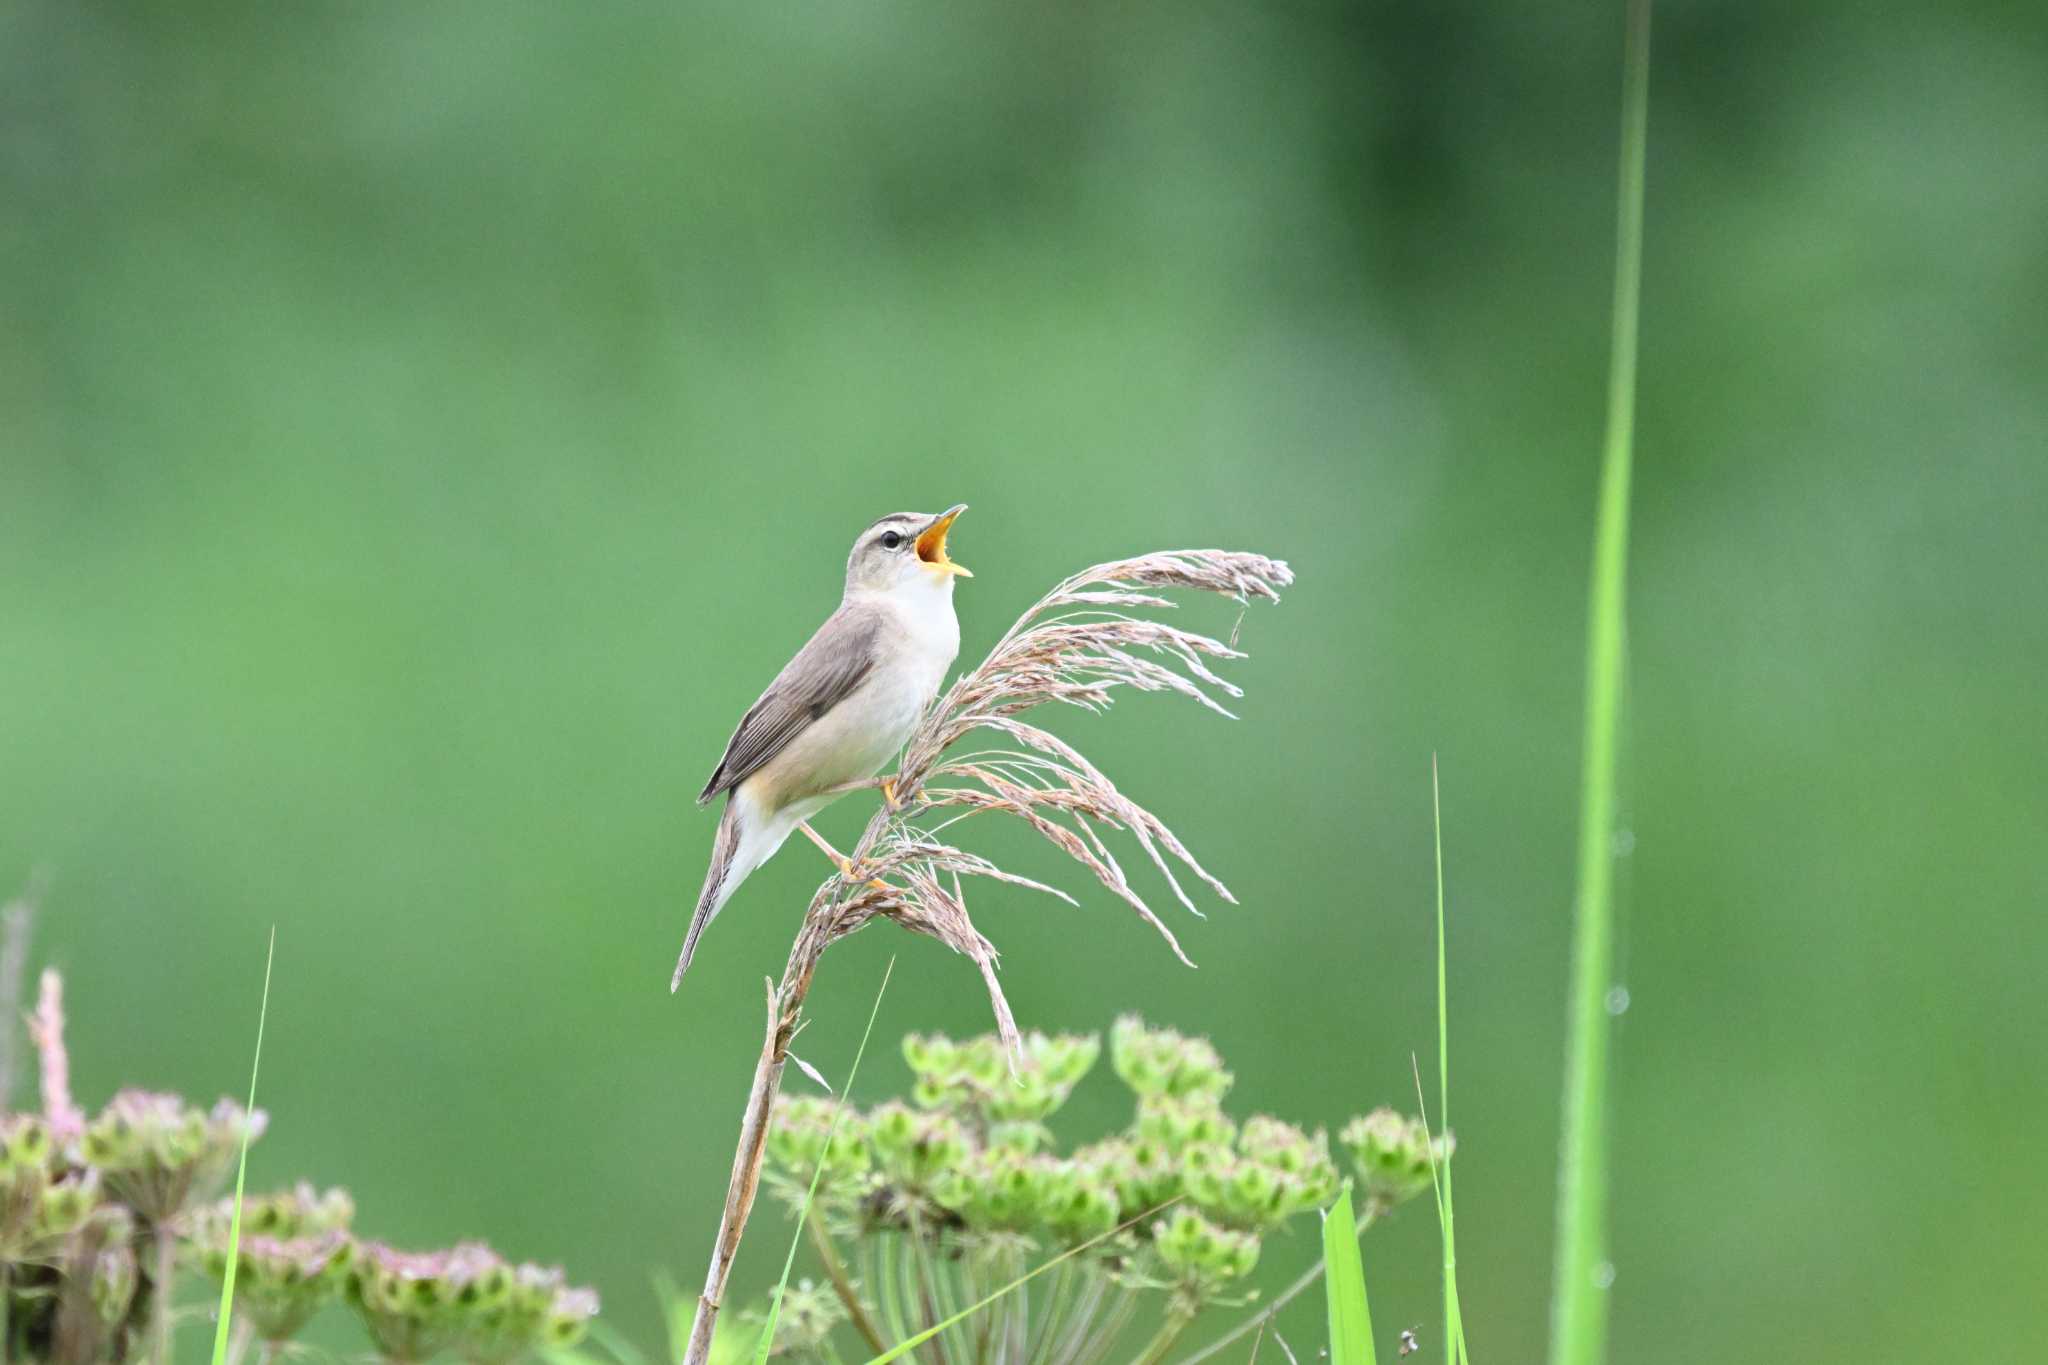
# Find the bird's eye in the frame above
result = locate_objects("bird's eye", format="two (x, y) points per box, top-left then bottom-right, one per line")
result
(879, 531), (904, 551)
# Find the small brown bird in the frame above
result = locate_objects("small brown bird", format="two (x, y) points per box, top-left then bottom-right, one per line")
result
(671, 506), (971, 989)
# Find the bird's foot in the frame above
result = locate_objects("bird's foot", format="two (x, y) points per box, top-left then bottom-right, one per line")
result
(880, 776), (899, 809)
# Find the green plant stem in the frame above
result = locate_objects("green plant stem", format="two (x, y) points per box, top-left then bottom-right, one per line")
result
(1071, 1288), (1136, 1365)
(1172, 1206), (1378, 1365)
(1429, 760), (1467, 1365)
(150, 1225), (177, 1365)
(963, 1254), (995, 1365)
(1133, 1299), (1199, 1365)
(807, 1219), (887, 1355)
(1044, 1269), (1106, 1365)
(900, 1226), (950, 1365)
(221, 1321), (253, 1365)
(211, 928), (275, 1365)
(1003, 1248), (1029, 1364)
(1549, 5), (1650, 1365)
(1022, 1260), (1070, 1364)
(870, 1234), (910, 1351)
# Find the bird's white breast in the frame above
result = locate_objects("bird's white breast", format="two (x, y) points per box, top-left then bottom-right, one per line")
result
(746, 578), (959, 811)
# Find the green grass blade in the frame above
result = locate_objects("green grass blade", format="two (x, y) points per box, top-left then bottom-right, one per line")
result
(1549, 4), (1651, 1364)
(862, 1198), (1179, 1365)
(653, 1270), (694, 1365)
(208, 926), (277, 1365)
(1322, 1183), (1376, 1365)
(751, 956), (896, 1365)
(1429, 758), (1469, 1365)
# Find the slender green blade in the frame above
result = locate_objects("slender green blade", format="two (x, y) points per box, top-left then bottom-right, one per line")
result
(209, 927), (277, 1365)
(1431, 758), (1469, 1365)
(751, 957), (895, 1365)
(1322, 1183), (1377, 1365)
(1550, 4), (1651, 1364)
(653, 1270), (693, 1365)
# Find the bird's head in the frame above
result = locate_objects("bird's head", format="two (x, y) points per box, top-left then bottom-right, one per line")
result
(845, 505), (973, 597)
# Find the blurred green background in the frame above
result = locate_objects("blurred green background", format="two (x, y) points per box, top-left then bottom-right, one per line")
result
(5, 2), (2045, 1360)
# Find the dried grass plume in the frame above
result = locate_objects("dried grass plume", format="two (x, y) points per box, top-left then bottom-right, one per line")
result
(680, 547), (1293, 1365)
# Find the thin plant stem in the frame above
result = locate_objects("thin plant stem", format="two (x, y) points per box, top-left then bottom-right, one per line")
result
(1171, 1206), (1378, 1365)
(1132, 1299), (1198, 1365)
(808, 1219), (887, 1355)
(1046, 1270), (1106, 1365)
(1011, 1248), (1032, 1364)
(901, 1226), (950, 1365)
(211, 928), (276, 1365)
(0, 883), (35, 1112)
(1071, 1288), (1136, 1365)
(1022, 1260), (1069, 1364)
(1549, 3), (1650, 1365)
(965, 1253), (995, 1365)
(905, 1219), (950, 1365)
(222, 1321), (255, 1365)
(872, 1233), (910, 1351)
(1429, 759), (1468, 1365)
(150, 1225), (177, 1365)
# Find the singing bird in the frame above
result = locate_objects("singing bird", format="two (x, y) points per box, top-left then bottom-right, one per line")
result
(671, 505), (972, 989)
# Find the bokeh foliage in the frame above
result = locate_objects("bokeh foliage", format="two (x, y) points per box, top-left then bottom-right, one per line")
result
(4, 3), (2044, 1361)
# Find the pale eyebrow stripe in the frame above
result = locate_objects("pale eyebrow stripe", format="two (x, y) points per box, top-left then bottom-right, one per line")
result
(862, 513), (919, 534)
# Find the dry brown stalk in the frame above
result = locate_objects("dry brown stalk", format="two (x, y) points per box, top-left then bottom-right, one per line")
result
(679, 549), (1292, 1365)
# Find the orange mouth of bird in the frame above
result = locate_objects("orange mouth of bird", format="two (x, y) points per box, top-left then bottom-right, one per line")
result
(915, 506), (971, 578)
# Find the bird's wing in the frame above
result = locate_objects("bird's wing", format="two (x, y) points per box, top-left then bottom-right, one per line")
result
(697, 602), (886, 803)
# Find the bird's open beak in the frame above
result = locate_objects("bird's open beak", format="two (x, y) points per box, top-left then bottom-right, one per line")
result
(916, 504), (972, 578)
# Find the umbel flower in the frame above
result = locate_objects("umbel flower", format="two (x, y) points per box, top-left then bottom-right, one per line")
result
(905, 1031), (1100, 1123)
(192, 1185), (359, 1344)
(345, 1240), (598, 1365)
(1341, 1107), (1456, 1212)
(763, 1097), (872, 1206)
(0, 958), (604, 1365)
(758, 1016), (1454, 1365)
(80, 1090), (266, 1224)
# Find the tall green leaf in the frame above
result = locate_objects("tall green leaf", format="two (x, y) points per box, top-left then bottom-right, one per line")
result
(1549, 4), (1651, 1365)
(1322, 1183), (1377, 1365)
(1429, 758), (1469, 1365)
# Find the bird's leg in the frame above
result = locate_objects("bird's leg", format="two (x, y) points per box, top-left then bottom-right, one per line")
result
(798, 822), (888, 891)
(816, 773), (914, 811)
(797, 822), (852, 875)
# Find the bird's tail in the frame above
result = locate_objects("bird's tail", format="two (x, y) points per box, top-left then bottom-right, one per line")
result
(672, 798), (745, 991)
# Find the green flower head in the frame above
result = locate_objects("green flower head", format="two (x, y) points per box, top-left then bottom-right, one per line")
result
(1153, 1208), (1260, 1287)
(1340, 1109), (1452, 1210)
(765, 1096), (872, 1203)
(866, 1102), (973, 1193)
(1111, 1017), (1232, 1102)
(83, 1091), (265, 1224)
